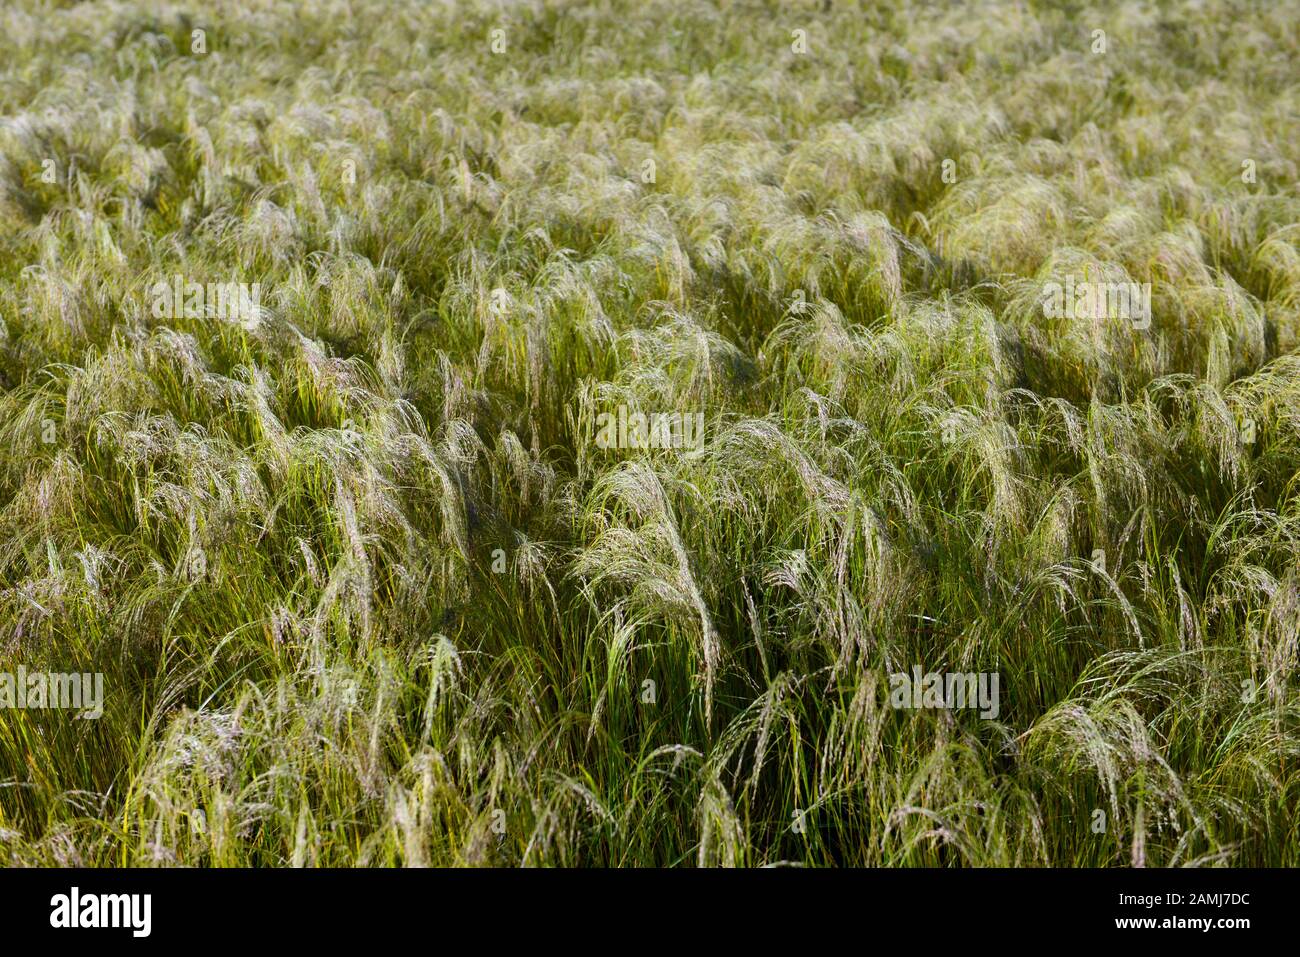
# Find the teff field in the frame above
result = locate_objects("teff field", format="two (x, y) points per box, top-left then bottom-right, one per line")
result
(0, 0), (1298, 868)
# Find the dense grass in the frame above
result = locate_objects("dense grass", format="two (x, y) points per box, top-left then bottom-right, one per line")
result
(0, 0), (1298, 866)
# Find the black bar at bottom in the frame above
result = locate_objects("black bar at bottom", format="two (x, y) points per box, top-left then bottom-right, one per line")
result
(0, 866), (1284, 943)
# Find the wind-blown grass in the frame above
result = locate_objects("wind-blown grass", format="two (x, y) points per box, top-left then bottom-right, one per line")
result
(0, 0), (1298, 866)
